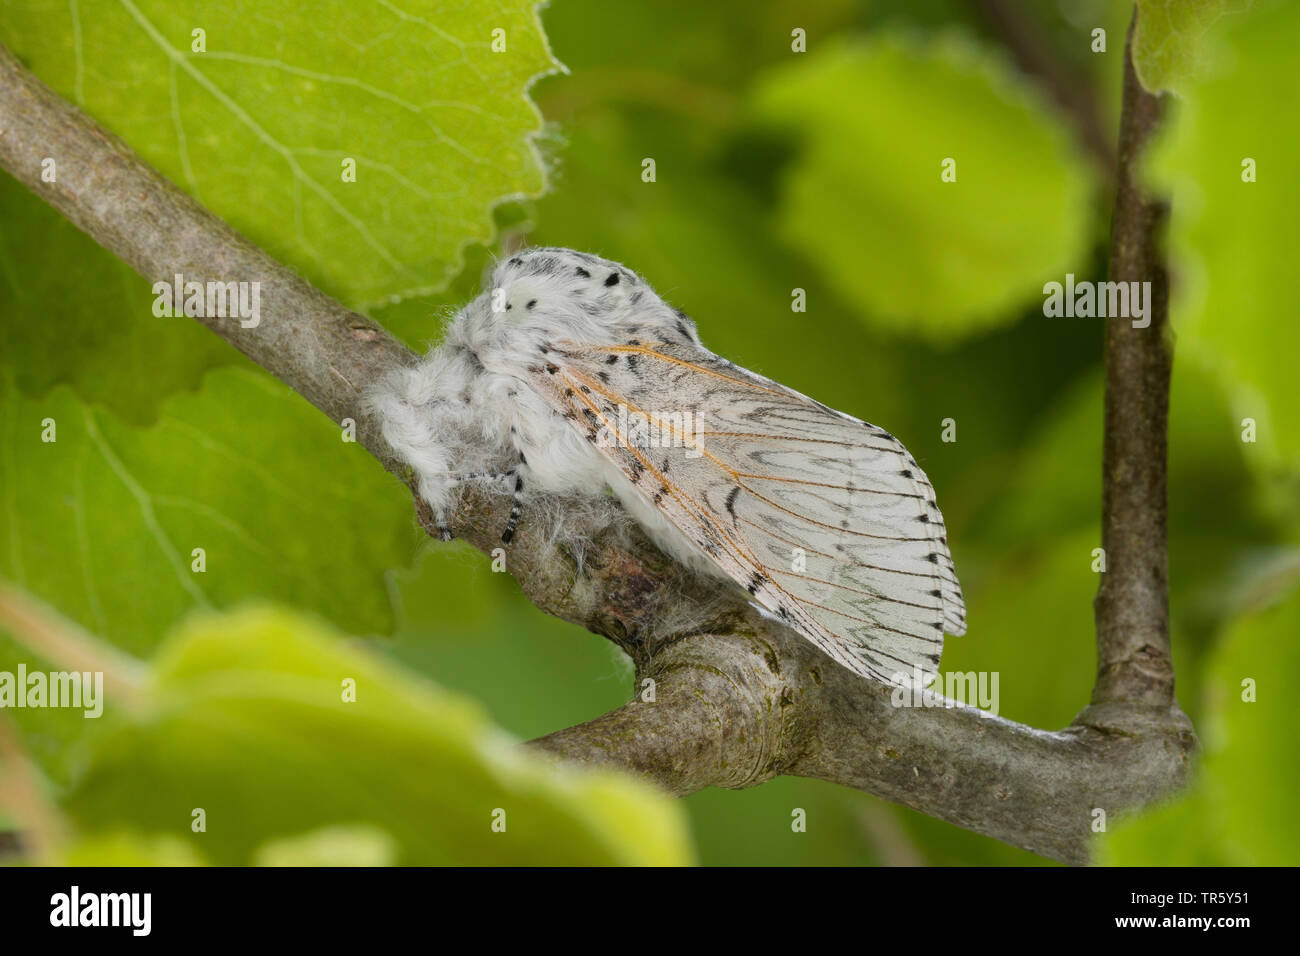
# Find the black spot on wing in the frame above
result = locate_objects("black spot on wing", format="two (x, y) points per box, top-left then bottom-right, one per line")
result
(725, 486), (741, 523)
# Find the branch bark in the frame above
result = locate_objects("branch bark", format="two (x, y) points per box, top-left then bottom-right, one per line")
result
(1092, 18), (1175, 710)
(0, 17), (1194, 866)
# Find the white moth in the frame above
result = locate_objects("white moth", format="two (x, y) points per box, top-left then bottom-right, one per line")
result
(372, 248), (965, 687)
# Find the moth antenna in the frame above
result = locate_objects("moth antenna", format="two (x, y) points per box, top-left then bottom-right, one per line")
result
(449, 468), (516, 486)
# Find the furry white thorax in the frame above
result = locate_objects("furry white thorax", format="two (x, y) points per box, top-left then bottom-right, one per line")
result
(369, 247), (714, 571)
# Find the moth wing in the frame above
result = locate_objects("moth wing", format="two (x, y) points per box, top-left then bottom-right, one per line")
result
(528, 339), (965, 687)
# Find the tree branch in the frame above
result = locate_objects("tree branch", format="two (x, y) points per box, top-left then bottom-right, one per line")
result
(0, 19), (1193, 866)
(1093, 17), (1175, 710)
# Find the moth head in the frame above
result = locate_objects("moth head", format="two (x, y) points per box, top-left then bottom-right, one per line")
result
(469, 247), (687, 348)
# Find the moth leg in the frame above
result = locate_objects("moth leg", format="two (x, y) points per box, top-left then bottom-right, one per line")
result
(500, 452), (529, 544)
(501, 472), (525, 544)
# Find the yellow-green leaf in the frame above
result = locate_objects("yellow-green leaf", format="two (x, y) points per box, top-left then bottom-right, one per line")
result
(752, 33), (1093, 342)
(1147, 0), (1300, 475)
(1131, 0), (1252, 95)
(63, 606), (694, 866)
(0, 0), (560, 307)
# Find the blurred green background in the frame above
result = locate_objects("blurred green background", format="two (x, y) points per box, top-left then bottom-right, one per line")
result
(0, 0), (1296, 865)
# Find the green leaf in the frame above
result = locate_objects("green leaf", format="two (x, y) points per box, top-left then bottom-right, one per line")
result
(1147, 0), (1300, 476)
(751, 33), (1094, 342)
(385, 545), (632, 743)
(1131, 0), (1252, 95)
(0, 368), (415, 777)
(63, 606), (694, 866)
(942, 527), (1099, 730)
(1195, 587), (1300, 863)
(54, 830), (209, 866)
(1097, 790), (1229, 866)
(0, 178), (237, 425)
(1101, 585), (1300, 864)
(0, 0), (560, 308)
(972, 372), (1102, 548)
(541, 0), (860, 89)
(252, 824), (398, 866)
